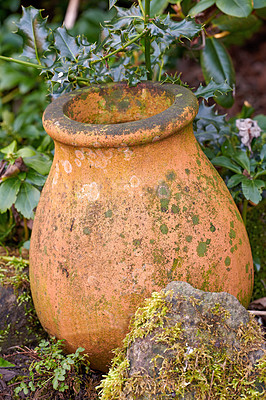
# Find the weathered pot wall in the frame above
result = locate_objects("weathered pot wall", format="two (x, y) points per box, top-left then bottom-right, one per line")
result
(29, 82), (253, 371)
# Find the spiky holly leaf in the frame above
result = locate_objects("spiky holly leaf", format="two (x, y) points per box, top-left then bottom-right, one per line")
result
(16, 6), (50, 63)
(109, 0), (119, 9)
(194, 80), (232, 100)
(162, 15), (202, 40)
(53, 27), (79, 61)
(194, 102), (227, 130)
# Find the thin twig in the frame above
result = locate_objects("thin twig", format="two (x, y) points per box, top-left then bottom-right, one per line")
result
(64, 0), (80, 30)
(248, 310), (266, 316)
(207, 370), (215, 400)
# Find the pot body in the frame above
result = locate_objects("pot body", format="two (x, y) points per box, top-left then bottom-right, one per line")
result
(30, 82), (253, 371)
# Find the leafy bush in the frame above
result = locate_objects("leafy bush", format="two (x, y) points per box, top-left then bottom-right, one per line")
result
(194, 104), (266, 224)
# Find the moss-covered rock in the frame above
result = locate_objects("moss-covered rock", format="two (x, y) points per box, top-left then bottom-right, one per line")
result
(99, 282), (266, 399)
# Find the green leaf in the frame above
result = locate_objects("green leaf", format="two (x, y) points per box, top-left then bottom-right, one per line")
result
(212, 14), (259, 32)
(144, 0), (170, 16)
(24, 154), (52, 175)
(242, 180), (265, 204)
(0, 357), (15, 368)
(26, 170), (47, 186)
(227, 174), (248, 188)
(216, 0), (253, 17)
(52, 377), (59, 390)
(189, 0), (215, 16)
(194, 80), (232, 100)
(260, 144), (266, 161)
(254, 114), (266, 132)
(0, 141), (17, 155)
(17, 147), (36, 158)
(233, 152), (250, 173)
(253, 0), (265, 9)
(0, 178), (21, 213)
(16, 6), (50, 62)
(166, 16), (203, 39)
(211, 156), (242, 174)
(200, 37), (235, 108)
(53, 27), (79, 61)
(15, 182), (40, 219)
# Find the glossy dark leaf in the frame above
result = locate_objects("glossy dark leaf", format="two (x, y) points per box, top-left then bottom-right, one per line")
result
(200, 37), (235, 108)
(194, 80), (232, 100)
(181, 0), (195, 15)
(53, 27), (79, 61)
(242, 180), (265, 204)
(213, 14), (259, 32)
(15, 182), (40, 219)
(0, 178), (21, 213)
(216, 0), (253, 17)
(188, 0), (215, 16)
(253, 0), (266, 9)
(16, 6), (50, 61)
(211, 156), (242, 174)
(146, 0), (170, 16)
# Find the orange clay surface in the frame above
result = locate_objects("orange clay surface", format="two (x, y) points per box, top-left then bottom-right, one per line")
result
(30, 82), (253, 371)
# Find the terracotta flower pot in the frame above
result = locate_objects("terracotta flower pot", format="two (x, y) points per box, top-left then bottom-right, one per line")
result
(30, 82), (253, 371)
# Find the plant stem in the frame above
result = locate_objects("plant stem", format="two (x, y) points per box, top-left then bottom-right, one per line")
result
(91, 30), (147, 66)
(0, 256), (29, 264)
(2, 88), (20, 104)
(158, 59), (164, 81)
(144, 0), (152, 80)
(23, 217), (29, 241)
(242, 199), (248, 226)
(0, 55), (43, 69)
(204, 9), (220, 26)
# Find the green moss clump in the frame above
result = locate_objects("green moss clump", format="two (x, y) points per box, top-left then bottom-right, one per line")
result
(98, 290), (266, 400)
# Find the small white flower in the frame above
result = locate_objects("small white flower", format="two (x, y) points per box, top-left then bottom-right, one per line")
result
(236, 118), (261, 150)
(58, 72), (64, 78)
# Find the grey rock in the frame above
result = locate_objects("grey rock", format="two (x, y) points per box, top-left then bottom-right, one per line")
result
(123, 282), (266, 399)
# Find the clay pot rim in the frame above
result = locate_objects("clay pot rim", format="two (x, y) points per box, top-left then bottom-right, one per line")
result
(43, 81), (198, 148)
